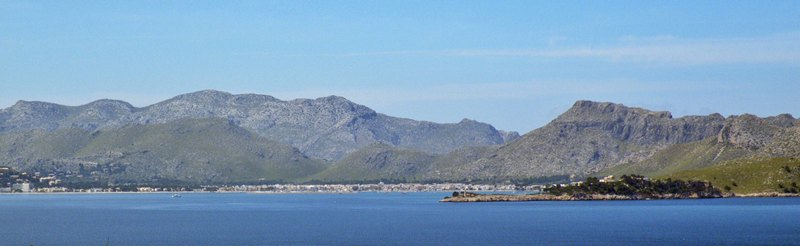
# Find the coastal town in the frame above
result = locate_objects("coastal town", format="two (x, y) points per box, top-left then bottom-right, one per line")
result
(2, 165), (544, 193)
(1, 182), (543, 194)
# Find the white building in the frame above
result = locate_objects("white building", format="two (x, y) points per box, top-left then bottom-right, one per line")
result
(599, 175), (615, 183)
(12, 183), (32, 192)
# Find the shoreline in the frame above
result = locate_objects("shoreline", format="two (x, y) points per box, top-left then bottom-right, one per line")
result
(440, 192), (800, 202)
(0, 190), (511, 195)
(3, 191), (798, 198)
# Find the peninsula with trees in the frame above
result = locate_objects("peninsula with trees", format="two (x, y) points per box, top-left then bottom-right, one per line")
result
(441, 175), (726, 202)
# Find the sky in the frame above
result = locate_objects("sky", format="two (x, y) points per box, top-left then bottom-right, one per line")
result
(1, 1), (799, 133)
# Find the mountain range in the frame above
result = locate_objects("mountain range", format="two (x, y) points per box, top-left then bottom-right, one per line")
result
(1, 90), (798, 191)
(0, 90), (518, 161)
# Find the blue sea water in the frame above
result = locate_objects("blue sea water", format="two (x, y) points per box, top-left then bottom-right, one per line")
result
(1, 192), (799, 245)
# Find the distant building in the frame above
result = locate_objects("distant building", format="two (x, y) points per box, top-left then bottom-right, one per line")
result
(12, 183), (32, 192)
(600, 175), (615, 183)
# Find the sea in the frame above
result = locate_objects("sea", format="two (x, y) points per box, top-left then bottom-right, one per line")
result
(1, 192), (799, 245)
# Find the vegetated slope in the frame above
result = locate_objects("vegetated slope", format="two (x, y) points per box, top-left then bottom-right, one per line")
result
(0, 118), (327, 184)
(661, 157), (800, 194)
(310, 102), (799, 184)
(444, 100), (727, 180)
(0, 128), (97, 165)
(603, 114), (799, 177)
(310, 143), (499, 183)
(599, 138), (752, 177)
(309, 143), (437, 183)
(0, 90), (517, 160)
(422, 146), (499, 182)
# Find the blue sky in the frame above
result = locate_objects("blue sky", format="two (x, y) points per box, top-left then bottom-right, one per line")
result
(1, 1), (798, 132)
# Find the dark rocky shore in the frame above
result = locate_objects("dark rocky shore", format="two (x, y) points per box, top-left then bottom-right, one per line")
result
(440, 192), (724, 202)
(440, 175), (732, 202)
(440, 192), (800, 202)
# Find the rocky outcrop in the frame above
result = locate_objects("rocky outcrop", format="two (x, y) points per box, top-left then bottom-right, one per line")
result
(556, 100), (725, 145)
(717, 114), (785, 150)
(499, 130), (521, 143)
(764, 114), (796, 128)
(446, 101), (728, 180)
(605, 113), (799, 177)
(0, 101), (71, 131)
(759, 126), (800, 157)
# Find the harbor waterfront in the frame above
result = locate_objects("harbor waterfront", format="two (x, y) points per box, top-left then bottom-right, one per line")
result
(0, 183), (539, 194)
(1, 192), (799, 245)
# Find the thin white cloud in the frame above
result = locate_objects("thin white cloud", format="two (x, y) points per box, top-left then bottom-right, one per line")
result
(269, 80), (730, 108)
(331, 32), (800, 65)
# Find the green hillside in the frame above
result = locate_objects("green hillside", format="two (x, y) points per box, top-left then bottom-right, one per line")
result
(309, 143), (436, 183)
(0, 118), (328, 184)
(660, 157), (800, 194)
(600, 138), (752, 177)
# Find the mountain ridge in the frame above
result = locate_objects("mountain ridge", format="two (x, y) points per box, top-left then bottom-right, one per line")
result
(0, 90), (517, 160)
(2, 95), (797, 185)
(0, 118), (328, 184)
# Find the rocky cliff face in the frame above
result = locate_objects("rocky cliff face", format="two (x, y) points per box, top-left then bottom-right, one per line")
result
(319, 100), (746, 182)
(717, 114), (791, 150)
(555, 101), (725, 145)
(448, 101), (728, 179)
(600, 112), (799, 177)
(0, 90), (515, 160)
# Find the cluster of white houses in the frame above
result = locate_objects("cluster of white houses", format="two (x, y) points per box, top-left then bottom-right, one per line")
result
(214, 183), (544, 193)
(1, 166), (63, 193)
(1, 182), (547, 193)
(0, 182), (33, 193)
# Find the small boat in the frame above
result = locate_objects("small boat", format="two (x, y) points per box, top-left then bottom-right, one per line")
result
(171, 193), (182, 198)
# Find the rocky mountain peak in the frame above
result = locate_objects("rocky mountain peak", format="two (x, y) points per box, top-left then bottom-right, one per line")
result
(314, 95), (362, 107)
(717, 114), (782, 149)
(459, 101), (732, 179)
(765, 113), (796, 128)
(10, 100), (64, 111)
(303, 95), (377, 118)
(1, 101), (69, 131)
(458, 118), (480, 124)
(557, 100), (672, 124)
(708, 113), (725, 120)
(83, 99), (135, 110)
(166, 90), (234, 104)
(230, 93), (280, 106)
